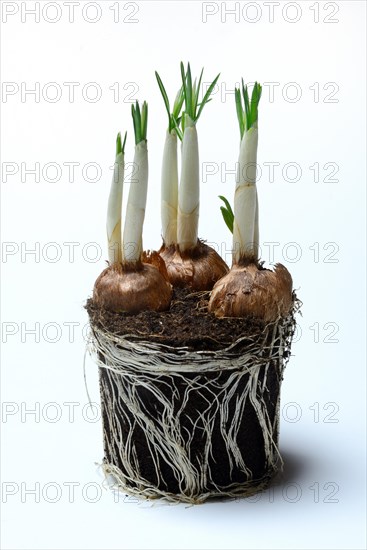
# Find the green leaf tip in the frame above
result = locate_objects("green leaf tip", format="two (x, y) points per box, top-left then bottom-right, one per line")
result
(156, 62), (219, 137)
(131, 100), (148, 145)
(116, 131), (127, 156)
(156, 69), (184, 137)
(116, 132), (122, 156)
(122, 131), (127, 152)
(235, 80), (262, 138)
(180, 61), (220, 124)
(219, 195), (234, 234)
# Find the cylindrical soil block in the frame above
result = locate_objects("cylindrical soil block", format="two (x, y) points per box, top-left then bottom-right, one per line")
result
(89, 303), (297, 504)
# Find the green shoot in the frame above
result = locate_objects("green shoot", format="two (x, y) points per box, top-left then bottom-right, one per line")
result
(131, 101), (148, 145)
(180, 62), (220, 124)
(172, 87), (184, 128)
(249, 81), (262, 129)
(172, 115), (183, 141)
(235, 81), (262, 139)
(219, 195), (234, 233)
(155, 71), (184, 136)
(235, 89), (245, 139)
(116, 131), (127, 156)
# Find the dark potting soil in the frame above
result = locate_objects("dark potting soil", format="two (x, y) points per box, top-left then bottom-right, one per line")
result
(86, 287), (266, 352)
(99, 359), (282, 494)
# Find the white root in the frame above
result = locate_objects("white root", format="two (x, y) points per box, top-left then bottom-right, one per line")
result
(161, 130), (178, 245)
(177, 116), (199, 251)
(107, 151), (124, 264)
(233, 125), (259, 263)
(123, 141), (148, 262)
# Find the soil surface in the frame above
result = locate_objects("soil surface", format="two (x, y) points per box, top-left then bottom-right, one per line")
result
(86, 288), (265, 351)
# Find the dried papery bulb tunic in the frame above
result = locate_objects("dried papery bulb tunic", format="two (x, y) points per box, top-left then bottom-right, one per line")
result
(160, 241), (228, 291)
(208, 262), (293, 322)
(93, 260), (172, 314)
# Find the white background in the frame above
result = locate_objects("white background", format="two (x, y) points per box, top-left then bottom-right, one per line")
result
(1, 1), (366, 549)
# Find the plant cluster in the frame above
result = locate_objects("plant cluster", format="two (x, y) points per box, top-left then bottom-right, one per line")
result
(93, 63), (293, 322)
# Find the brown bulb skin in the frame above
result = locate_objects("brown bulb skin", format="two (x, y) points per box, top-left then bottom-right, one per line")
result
(208, 262), (293, 322)
(93, 260), (172, 314)
(159, 240), (229, 291)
